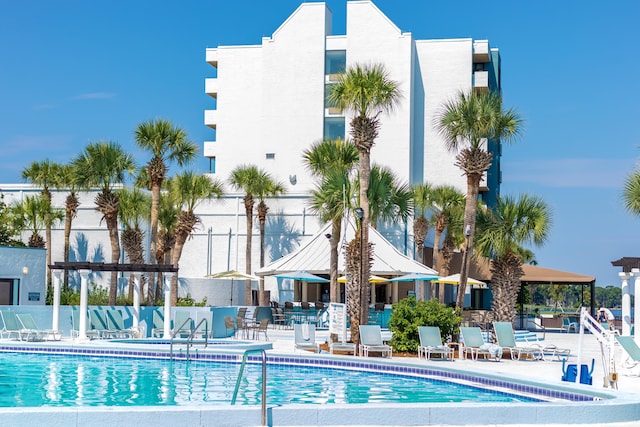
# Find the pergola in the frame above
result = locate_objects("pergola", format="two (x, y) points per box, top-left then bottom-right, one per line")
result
(611, 257), (640, 337)
(48, 262), (178, 340)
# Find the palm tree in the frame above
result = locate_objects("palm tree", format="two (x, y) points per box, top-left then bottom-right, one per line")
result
(474, 194), (551, 322)
(22, 159), (63, 287)
(229, 165), (278, 305)
(303, 138), (359, 305)
(167, 172), (224, 305)
(56, 163), (81, 291)
(430, 185), (466, 274)
(153, 191), (179, 304)
(118, 188), (151, 300)
(410, 183), (434, 268)
(366, 165), (412, 229)
(435, 90), (522, 309)
(10, 194), (63, 248)
(73, 141), (136, 305)
(623, 170), (640, 216)
(328, 63), (401, 331)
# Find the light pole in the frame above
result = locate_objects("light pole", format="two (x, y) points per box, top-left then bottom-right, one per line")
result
(355, 207), (364, 321)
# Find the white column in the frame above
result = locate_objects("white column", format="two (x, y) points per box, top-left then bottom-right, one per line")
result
(51, 270), (62, 333)
(302, 281), (308, 302)
(633, 270), (640, 341)
(392, 282), (399, 303)
(162, 272), (174, 338)
(132, 273), (140, 335)
(621, 272), (632, 336)
(78, 269), (91, 341)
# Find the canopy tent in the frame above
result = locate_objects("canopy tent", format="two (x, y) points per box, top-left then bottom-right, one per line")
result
(256, 219), (438, 277)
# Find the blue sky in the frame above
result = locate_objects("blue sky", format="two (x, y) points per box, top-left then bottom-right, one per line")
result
(1, 1), (639, 289)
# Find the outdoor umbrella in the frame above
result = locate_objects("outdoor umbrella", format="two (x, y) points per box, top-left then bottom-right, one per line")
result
(388, 272), (440, 282)
(273, 271), (329, 283)
(207, 270), (260, 305)
(337, 275), (389, 283)
(435, 273), (486, 286)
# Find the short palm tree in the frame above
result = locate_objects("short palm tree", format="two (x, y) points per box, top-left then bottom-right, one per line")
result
(366, 165), (412, 229)
(328, 63), (401, 334)
(229, 165), (279, 305)
(435, 90), (522, 309)
(430, 185), (466, 274)
(255, 179), (286, 300)
(73, 141), (136, 305)
(411, 183), (434, 268)
(153, 191), (179, 304)
(10, 194), (63, 248)
(474, 194), (551, 322)
(168, 172), (224, 305)
(118, 188), (151, 300)
(623, 170), (640, 216)
(303, 138), (359, 304)
(22, 159), (63, 287)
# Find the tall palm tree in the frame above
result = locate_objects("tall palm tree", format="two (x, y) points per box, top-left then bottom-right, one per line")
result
(73, 141), (136, 305)
(435, 90), (522, 309)
(134, 119), (197, 289)
(117, 188), (151, 300)
(411, 183), (434, 267)
(303, 138), (359, 305)
(229, 165), (278, 305)
(167, 172), (224, 305)
(153, 191), (179, 304)
(22, 159), (63, 287)
(328, 63), (401, 331)
(474, 194), (551, 322)
(56, 163), (81, 291)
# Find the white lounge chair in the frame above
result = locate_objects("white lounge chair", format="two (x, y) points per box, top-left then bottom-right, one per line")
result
(358, 325), (392, 358)
(493, 321), (543, 361)
(294, 323), (319, 353)
(418, 326), (454, 360)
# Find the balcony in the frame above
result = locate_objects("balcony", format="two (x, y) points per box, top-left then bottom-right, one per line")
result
(473, 70), (489, 93)
(204, 110), (217, 130)
(204, 141), (216, 158)
(206, 48), (218, 68)
(205, 78), (218, 98)
(473, 40), (490, 63)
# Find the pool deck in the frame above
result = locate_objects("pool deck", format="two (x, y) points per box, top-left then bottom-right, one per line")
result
(1, 328), (639, 427)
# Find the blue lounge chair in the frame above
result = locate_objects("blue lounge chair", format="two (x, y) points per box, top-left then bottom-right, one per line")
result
(106, 308), (134, 338)
(358, 325), (392, 358)
(0, 309), (24, 339)
(417, 326), (454, 360)
(17, 313), (61, 341)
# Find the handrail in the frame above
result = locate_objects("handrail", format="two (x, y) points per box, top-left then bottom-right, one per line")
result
(186, 318), (209, 360)
(170, 316), (193, 360)
(231, 349), (267, 426)
(525, 319), (546, 341)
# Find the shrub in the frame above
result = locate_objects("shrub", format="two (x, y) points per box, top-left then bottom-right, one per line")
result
(388, 296), (462, 353)
(177, 294), (208, 307)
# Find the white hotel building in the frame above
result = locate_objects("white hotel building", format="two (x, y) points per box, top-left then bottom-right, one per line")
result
(0, 1), (504, 306)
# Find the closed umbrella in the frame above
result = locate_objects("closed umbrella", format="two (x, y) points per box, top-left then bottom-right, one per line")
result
(207, 270), (260, 305)
(389, 272), (439, 282)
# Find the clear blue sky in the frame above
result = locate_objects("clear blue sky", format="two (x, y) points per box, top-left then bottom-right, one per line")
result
(2, 1), (639, 289)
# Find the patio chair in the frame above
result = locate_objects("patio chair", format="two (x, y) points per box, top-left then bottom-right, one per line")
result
(417, 326), (454, 360)
(17, 313), (60, 341)
(459, 326), (500, 361)
(106, 308), (134, 338)
(294, 323), (320, 353)
(493, 321), (543, 361)
(358, 325), (392, 358)
(252, 318), (269, 341)
(224, 316), (237, 338)
(561, 317), (578, 333)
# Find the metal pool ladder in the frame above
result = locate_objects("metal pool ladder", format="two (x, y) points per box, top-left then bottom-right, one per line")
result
(231, 349), (267, 426)
(169, 317), (209, 361)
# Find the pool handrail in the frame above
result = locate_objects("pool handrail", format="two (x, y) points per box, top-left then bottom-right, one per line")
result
(231, 348), (267, 426)
(170, 316), (193, 360)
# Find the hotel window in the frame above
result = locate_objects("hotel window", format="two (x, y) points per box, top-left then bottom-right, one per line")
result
(325, 50), (346, 77)
(324, 117), (345, 140)
(266, 153), (275, 160)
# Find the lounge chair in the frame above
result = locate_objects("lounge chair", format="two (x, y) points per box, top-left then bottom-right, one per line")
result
(151, 310), (165, 337)
(616, 335), (640, 375)
(459, 326), (500, 361)
(172, 311), (193, 337)
(17, 313), (61, 341)
(105, 308), (134, 338)
(0, 309), (23, 339)
(493, 321), (543, 361)
(358, 325), (392, 358)
(71, 310), (100, 339)
(294, 323), (320, 353)
(90, 308), (113, 339)
(417, 326), (454, 360)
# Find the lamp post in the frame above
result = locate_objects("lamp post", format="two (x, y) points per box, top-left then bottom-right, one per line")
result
(355, 207), (364, 322)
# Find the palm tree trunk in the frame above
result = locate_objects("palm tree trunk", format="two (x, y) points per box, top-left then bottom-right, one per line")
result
(456, 173), (482, 309)
(359, 150), (371, 325)
(329, 220), (341, 303)
(150, 183), (160, 266)
(106, 213), (121, 306)
(63, 193), (78, 292)
(244, 197), (254, 305)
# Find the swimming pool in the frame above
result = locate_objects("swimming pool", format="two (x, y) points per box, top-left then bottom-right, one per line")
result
(0, 341), (637, 426)
(0, 352), (540, 407)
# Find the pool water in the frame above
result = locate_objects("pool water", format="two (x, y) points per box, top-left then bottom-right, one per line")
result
(0, 352), (538, 407)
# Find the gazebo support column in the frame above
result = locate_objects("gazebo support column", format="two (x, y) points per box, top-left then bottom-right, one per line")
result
(51, 270), (62, 333)
(620, 271), (632, 336)
(77, 269), (91, 341)
(163, 272), (174, 339)
(132, 273), (140, 335)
